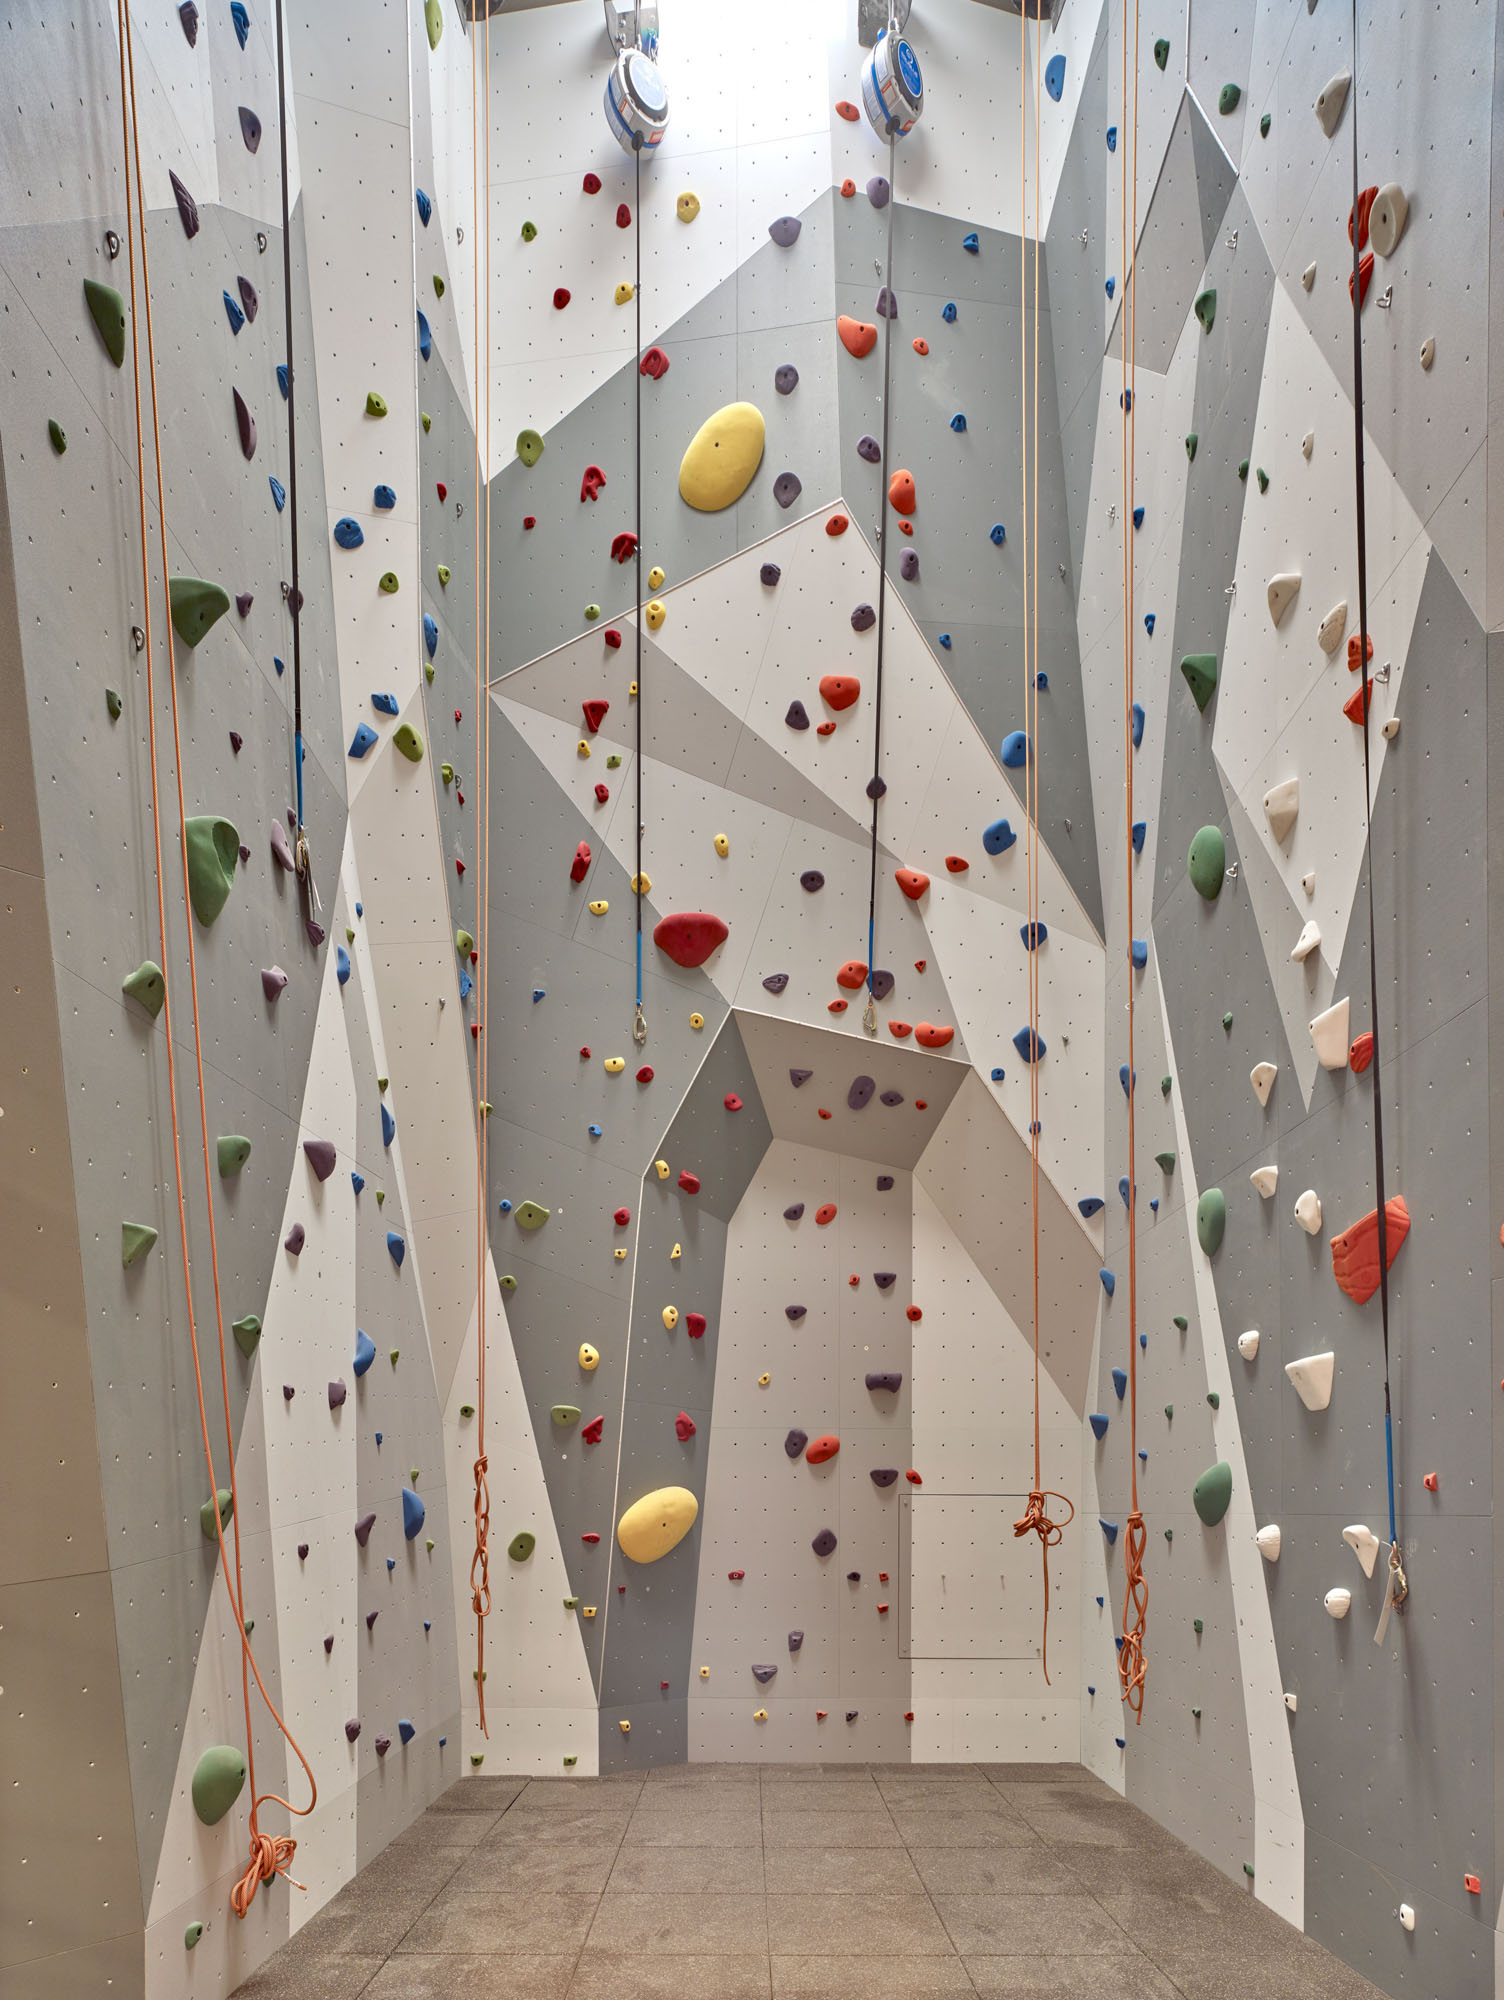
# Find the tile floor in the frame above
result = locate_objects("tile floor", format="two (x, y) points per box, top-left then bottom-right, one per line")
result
(231, 1762), (1388, 2000)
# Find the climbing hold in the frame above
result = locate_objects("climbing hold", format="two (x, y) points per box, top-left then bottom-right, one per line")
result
(653, 912), (728, 968)
(816, 1204), (837, 1226)
(169, 577), (232, 648)
(888, 469), (916, 515)
(769, 215), (801, 248)
(121, 1221), (159, 1269)
(866, 176), (890, 209)
(1342, 1524), (1382, 1578)
(914, 1023), (954, 1050)
(402, 1488), (426, 1540)
(837, 315), (878, 359)
(191, 1745), (246, 1826)
(1044, 52), (1065, 100)
(424, 0), (443, 46)
(1185, 433), (1198, 462)
(1250, 1166), (1279, 1200)
(983, 818), (1016, 856)
(1238, 1330), (1261, 1362)
(215, 1133), (251, 1179)
(1217, 83), (1241, 113)
(1330, 1197), (1410, 1304)
(1294, 1188), (1324, 1236)
(1262, 777), (1299, 845)
(1310, 997), (1351, 1069)
(614, 281), (634, 305)
(1369, 183), (1409, 258)
(200, 1487), (233, 1542)
(508, 1531), (536, 1562)
(1187, 826), (1226, 901)
(617, 1486), (698, 1562)
(847, 1074), (876, 1110)
(1285, 1349), (1334, 1411)
(232, 1315), (261, 1359)
(812, 1528), (837, 1557)
(393, 722), (423, 762)
(581, 1416), (604, 1444)
(122, 958), (168, 1019)
(1102, 1272), (1118, 1301)
(1193, 288), (1216, 334)
(1291, 920), (1322, 964)
(836, 98), (860, 120)
(1193, 1462), (1233, 1526)
(1315, 69), (1351, 138)
(806, 1435), (840, 1464)
(1180, 654), (1218, 713)
(1324, 1586), (1353, 1620)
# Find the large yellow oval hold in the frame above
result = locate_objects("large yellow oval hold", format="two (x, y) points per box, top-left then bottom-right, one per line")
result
(617, 1485), (699, 1562)
(679, 402), (765, 511)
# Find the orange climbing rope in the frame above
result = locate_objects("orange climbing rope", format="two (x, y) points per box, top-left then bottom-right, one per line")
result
(116, 0), (315, 1909)
(1011, 5), (1073, 1682)
(1116, 0), (1148, 1723)
(468, 12), (494, 1737)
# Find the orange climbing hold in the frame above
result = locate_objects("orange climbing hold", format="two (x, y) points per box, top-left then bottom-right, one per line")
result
(836, 960), (869, 989)
(1343, 681), (1373, 725)
(1330, 1196), (1410, 1305)
(805, 1435), (840, 1464)
(840, 179), (856, 198)
(906, 1469), (922, 1485)
(827, 1000), (848, 1014)
(838, 315), (878, 359)
(888, 1020), (913, 1038)
(826, 515), (849, 536)
(1349, 1031), (1375, 1073)
(912, 337), (929, 355)
(906, 1306), (923, 1322)
(1346, 631), (1374, 672)
(895, 867), (929, 900)
(1349, 184), (1378, 250)
(888, 469), (916, 515)
(1350, 251), (1375, 309)
(914, 1022), (954, 1049)
(815, 1203), (837, 1225)
(944, 854), (969, 873)
(836, 99), (861, 120)
(820, 674), (861, 711)
(816, 721), (836, 736)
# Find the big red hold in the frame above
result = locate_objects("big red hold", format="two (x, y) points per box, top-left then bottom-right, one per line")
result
(915, 1022), (954, 1048)
(820, 674), (860, 711)
(889, 469), (916, 515)
(653, 911), (729, 968)
(580, 464), (606, 501)
(806, 1435), (840, 1464)
(895, 867), (929, 900)
(582, 698), (609, 733)
(675, 1411), (696, 1440)
(570, 841), (591, 883)
(837, 315), (878, 358)
(836, 960), (868, 990)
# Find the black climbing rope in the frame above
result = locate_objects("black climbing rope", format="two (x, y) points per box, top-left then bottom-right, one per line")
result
(1347, 0), (1404, 1628)
(633, 136), (646, 1048)
(273, 0), (309, 897)
(862, 120), (899, 1037)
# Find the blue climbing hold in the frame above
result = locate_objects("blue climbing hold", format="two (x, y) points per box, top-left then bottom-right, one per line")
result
(424, 614), (438, 659)
(1078, 1197), (1105, 1218)
(274, 656), (285, 677)
(1144, 613), (1155, 636)
(387, 1232), (405, 1268)
(588, 1124), (602, 1138)
(354, 1329), (377, 1376)
(1132, 505), (1144, 528)
(1100, 1519), (1119, 1545)
(355, 902), (362, 916)
(990, 1066), (1005, 1082)
(402, 1488), (426, 1540)
(990, 523), (1007, 546)
(1107, 126), (1117, 152)
(349, 723), (379, 758)
(950, 413), (967, 432)
(269, 476), (286, 511)
(983, 818), (1016, 855)
(1013, 1026), (1046, 1063)
(276, 363), (289, 398)
(499, 1200), (512, 1213)
(415, 188), (432, 227)
(334, 518), (364, 550)
(230, 1), (249, 49)
(962, 232), (979, 253)
(1111, 1367), (1127, 1399)
(1130, 938), (1147, 968)
(531, 988), (545, 1003)
(1118, 1177), (1134, 1209)
(374, 485), (396, 510)
(224, 289), (245, 333)
(1131, 701), (1144, 747)
(1131, 820), (1146, 853)
(399, 1718), (416, 1744)
(372, 692), (399, 715)
(1101, 1269), (1117, 1299)
(387, 1557), (395, 1572)
(1020, 920), (1048, 950)
(352, 1171), (366, 1193)
(1119, 1064), (1135, 1096)
(381, 1103), (395, 1147)
(1036, 671), (1048, 690)
(1045, 52), (1065, 100)
(1105, 277), (1116, 300)
(942, 302), (957, 323)
(1139, 1333), (1148, 1351)
(1089, 1414), (1109, 1440)
(336, 945), (351, 986)
(1121, 389), (1133, 414)
(459, 967), (473, 1000)
(417, 310), (431, 361)
(1000, 731), (1029, 768)
(938, 633), (951, 649)
(1150, 1198), (1160, 1212)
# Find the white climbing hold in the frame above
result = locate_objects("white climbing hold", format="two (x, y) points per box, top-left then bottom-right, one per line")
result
(1315, 70), (1351, 138)
(1250, 1061), (1278, 1108)
(1317, 601), (1348, 654)
(1290, 919), (1322, 963)
(1267, 575), (1301, 629)
(1250, 1165), (1279, 1199)
(1342, 1524), (1381, 1578)
(1237, 1329), (1261, 1360)
(1324, 1585), (1353, 1619)
(1381, 717), (1400, 741)
(1285, 1349), (1334, 1410)
(1301, 431), (1314, 459)
(1256, 1524), (1282, 1562)
(1399, 1905), (1416, 1932)
(1301, 871), (1316, 897)
(1301, 262), (1317, 292)
(1263, 777), (1299, 842)
(1369, 183), (1408, 258)
(1294, 1188), (1323, 1236)
(1420, 337), (1435, 372)
(1310, 996), (1350, 1068)
(1284, 1691), (1298, 1713)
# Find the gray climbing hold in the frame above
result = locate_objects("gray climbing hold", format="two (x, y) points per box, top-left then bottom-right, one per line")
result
(752, 1663), (778, 1682)
(775, 364), (799, 394)
(865, 1371), (902, 1392)
(180, 1), (199, 43)
(774, 472), (802, 508)
(876, 286), (898, 318)
(769, 217), (801, 247)
(899, 550), (918, 581)
(848, 1075), (875, 1110)
(788, 1630), (803, 1650)
(303, 1137), (337, 1181)
(270, 820), (295, 871)
(328, 1379), (347, 1409)
(874, 1272), (896, 1289)
(123, 960), (166, 1018)
(869, 969), (894, 1000)
(800, 870), (824, 891)
(812, 1527), (837, 1556)
(238, 275), (258, 322)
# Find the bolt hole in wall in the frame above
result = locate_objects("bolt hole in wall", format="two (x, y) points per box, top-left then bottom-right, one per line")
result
(1, 0), (1495, 1997)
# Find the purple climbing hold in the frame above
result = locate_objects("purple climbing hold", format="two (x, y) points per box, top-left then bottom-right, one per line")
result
(304, 1137), (337, 1181)
(169, 171), (200, 238)
(284, 1386), (294, 1400)
(879, 1089), (904, 1107)
(800, 870), (825, 892)
(848, 1074), (876, 1110)
(788, 1069), (812, 1087)
(845, 1711), (858, 1723)
(785, 1304), (807, 1321)
(306, 918), (326, 948)
(785, 701), (810, 731)
(261, 966), (288, 1001)
(761, 563), (782, 585)
(345, 1718), (360, 1741)
(857, 435), (881, 464)
(297, 1541), (308, 1558)
(752, 1663), (778, 1683)
(866, 1371), (903, 1392)
(354, 1513), (377, 1547)
(774, 472), (802, 509)
(270, 820), (295, 871)
(871, 1468), (898, 1487)
(876, 287), (898, 318)
(238, 843), (251, 863)
(851, 603), (876, 633)
(876, 1175), (894, 1190)
(237, 275), (258, 322)
(846, 1571), (861, 1582)
(867, 176), (891, 208)
(236, 592), (253, 617)
(229, 731), (243, 754)
(869, 968), (894, 1001)
(374, 1734), (391, 1755)
(874, 1273), (896, 1289)
(238, 106), (262, 152)
(775, 364), (799, 395)
(768, 216), (802, 247)
(284, 1222), (305, 1255)
(899, 550), (919, 581)
(764, 973), (791, 995)
(812, 1527), (837, 1556)
(788, 1630), (804, 1650)
(328, 1379), (347, 1409)
(233, 389), (256, 459)
(867, 775), (887, 800)
(366, 1612), (379, 1631)
(784, 1429), (808, 1458)
(179, 1), (199, 43)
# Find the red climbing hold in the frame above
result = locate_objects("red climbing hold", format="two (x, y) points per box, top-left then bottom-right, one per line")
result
(1349, 1031), (1374, 1073)
(454, 709), (463, 722)
(827, 1001), (848, 1015)
(906, 1469), (923, 1485)
(471, 1023), (481, 1039)
(1349, 251), (1374, 309)
(899, 520), (913, 536)
(583, 698), (610, 733)
(816, 721), (837, 737)
(915, 1022), (954, 1049)
(610, 531), (638, 564)
(570, 841), (591, 883)
(455, 858), (466, 877)
(895, 867), (929, 900)
(889, 469), (917, 515)
(818, 1107), (833, 1118)
(815, 1203), (837, 1225)
(944, 854), (969, 872)
(1349, 185), (1378, 250)
(905, 1711), (915, 1722)
(553, 288), (571, 309)
(580, 464), (606, 501)
(840, 179), (856, 198)
(836, 960), (869, 989)
(724, 1093), (743, 1112)
(915, 1098), (928, 1110)
(806, 1434), (840, 1463)
(653, 911), (729, 968)
(636, 1066), (653, 1083)
(1330, 1196), (1410, 1305)
(616, 203), (631, 228)
(913, 337), (929, 355)
(582, 1532), (601, 1543)
(838, 315), (878, 359)
(1347, 631), (1374, 673)
(914, 959), (926, 973)
(836, 98), (861, 120)
(729, 1569), (745, 1580)
(583, 173), (601, 193)
(816, 1708), (828, 1719)
(614, 1208), (631, 1226)
(1343, 681), (1373, 725)
(820, 674), (861, 711)
(889, 1020), (913, 1038)
(675, 1411), (696, 1440)
(581, 1416), (604, 1444)
(523, 516), (535, 530)
(678, 1170), (701, 1193)
(906, 1306), (923, 1322)
(849, 1274), (860, 1287)
(580, 1046), (591, 1058)
(686, 1312), (706, 1338)
(640, 346), (669, 379)
(595, 783), (610, 802)
(436, 482), (447, 502)
(604, 629), (622, 648)
(826, 515), (849, 536)
(1424, 1471), (1439, 1492)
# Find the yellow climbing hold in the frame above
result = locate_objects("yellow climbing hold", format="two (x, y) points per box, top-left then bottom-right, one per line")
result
(662, 1305), (679, 1328)
(654, 1160), (670, 1179)
(619, 1719), (631, 1733)
(617, 1484), (699, 1562)
(589, 899), (609, 916)
(577, 740), (592, 757)
(632, 872), (652, 894)
(615, 282), (634, 305)
(648, 565), (665, 591)
(677, 192), (700, 222)
(580, 1343), (600, 1370)
(645, 601), (666, 629)
(679, 402), (765, 511)
(758, 1372), (772, 1387)
(605, 1056), (626, 1073)
(690, 1012), (705, 1029)
(714, 833), (729, 856)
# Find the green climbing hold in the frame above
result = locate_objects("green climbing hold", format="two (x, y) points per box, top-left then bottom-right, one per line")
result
(425, 0), (443, 48)
(122, 1222), (159, 1268)
(184, 815), (239, 926)
(1193, 1618), (1203, 1634)
(455, 928), (473, 954)
(232, 1314), (262, 1358)
(84, 278), (127, 367)
(1237, 459), (1249, 482)
(1153, 37), (1169, 69)
(1218, 83), (1241, 114)
(584, 604), (601, 622)
(1244, 1863), (1255, 1878)
(1187, 825), (1226, 900)
(379, 571), (400, 594)
(191, 1744), (246, 1825)
(1172, 1315), (1188, 1332)
(1165, 1528), (1174, 1543)
(1193, 1460), (1233, 1525)
(1222, 1011), (1233, 1030)
(378, 1077), (388, 1092)
(499, 1274), (517, 1291)
(517, 429), (544, 466)
(1256, 467), (1269, 493)
(442, 764), (456, 786)
(123, 960), (166, 1017)
(1206, 1390), (1220, 1410)
(1260, 112), (1271, 137)
(1197, 1189), (1226, 1255)
(217, 1134), (251, 1177)
(184, 1922), (204, 1950)
(461, 1403), (475, 1417)
(49, 418), (67, 454)
(1191, 1706), (1201, 1719)
(551, 1405), (581, 1425)
(1185, 432), (1198, 461)
(393, 722), (424, 762)
(424, 661), (435, 683)
(1193, 288), (1216, 333)
(508, 1531), (536, 1562)
(1180, 654), (1218, 713)
(437, 564), (450, 586)
(169, 577), (232, 646)
(514, 1201), (550, 1231)
(433, 275), (446, 301)
(1161, 1076), (1172, 1096)
(200, 1487), (233, 1540)
(366, 391), (389, 417)
(375, 1190), (385, 1206)
(564, 1596), (579, 1610)
(521, 220), (537, 242)
(1154, 1151), (1176, 1174)
(422, 410), (433, 430)
(1164, 1404), (1174, 1420)
(106, 687), (122, 720)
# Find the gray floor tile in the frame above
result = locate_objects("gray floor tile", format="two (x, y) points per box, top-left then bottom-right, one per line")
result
(932, 1894), (1138, 1957)
(480, 1806), (634, 1845)
(444, 1843), (621, 1897)
(569, 1952), (773, 1998)
(754, 1778), (880, 1811)
(397, 1892), (598, 1955)
(230, 1952), (385, 1999)
(1154, 1944), (1389, 1999)
(1020, 1806), (1170, 1848)
(770, 1955), (975, 1998)
(759, 1763), (876, 1779)
(866, 1763), (982, 1779)
(643, 1763), (764, 1787)
(514, 1777), (645, 1807)
(1045, 1840), (1225, 1896)
(765, 1894), (954, 1955)
(965, 1955), (1182, 1998)
(887, 1809), (1042, 1849)
(384, 1812), (499, 1852)
(873, 1777), (1007, 1808)
(908, 1845), (1084, 1896)
(290, 1906), (433, 1958)
(993, 1780), (1125, 1812)
(762, 1806), (903, 1848)
(973, 1764), (1083, 1783)
(762, 1845), (924, 1894)
(1097, 1887), (1304, 1956)
(429, 1778), (527, 1812)
(628, 1803), (766, 1846)
(327, 1844), (466, 1909)
(586, 1892), (770, 1954)
(609, 1845), (766, 1894)
(360, 1955), (574, 1998)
